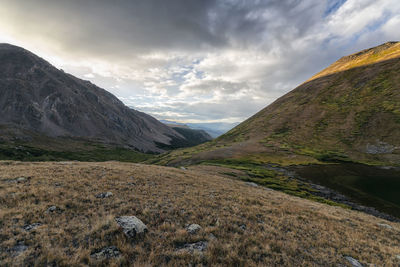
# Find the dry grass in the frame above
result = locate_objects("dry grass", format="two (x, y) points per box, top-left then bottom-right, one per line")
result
(1, 161), (400, 266)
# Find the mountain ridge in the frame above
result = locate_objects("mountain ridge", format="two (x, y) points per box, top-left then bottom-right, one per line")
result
(154, 42), (400, 166)
(0, 43), (192, 153)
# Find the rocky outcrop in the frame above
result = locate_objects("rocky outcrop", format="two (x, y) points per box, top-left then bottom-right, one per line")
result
(115, 216), (148, 239)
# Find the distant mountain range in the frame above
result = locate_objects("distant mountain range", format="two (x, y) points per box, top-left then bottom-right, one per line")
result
(160, 120), (239, 138)
(0, 44), (206, 153)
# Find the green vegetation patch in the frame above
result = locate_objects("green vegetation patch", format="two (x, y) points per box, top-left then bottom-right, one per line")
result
(0, 143), (153, 162)
(199, 158), (349, 209)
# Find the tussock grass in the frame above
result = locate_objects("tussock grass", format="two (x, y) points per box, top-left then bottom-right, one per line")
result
(0, 161), (399, 266)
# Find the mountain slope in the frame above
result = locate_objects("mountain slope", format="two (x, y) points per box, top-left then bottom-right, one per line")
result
(156, 42), (400, 166)
(1, 161), (399, 266)
(0, 44), (186, 153)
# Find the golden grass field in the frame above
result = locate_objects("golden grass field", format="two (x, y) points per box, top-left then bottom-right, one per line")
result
(1, 161), (400, 266)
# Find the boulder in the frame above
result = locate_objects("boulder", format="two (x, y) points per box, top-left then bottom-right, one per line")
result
(178, 241), (208, 254)
(90, 246), (121, 259)
(115, 216), (147, 238)
(187, 224), (202, 234)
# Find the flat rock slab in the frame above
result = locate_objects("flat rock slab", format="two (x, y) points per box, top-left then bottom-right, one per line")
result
(377, 223), (393, 229)
(344, 256), (363, 267)
(115, 216), (148, 238)
(96, 192), (113, 198)
(177, 241), (208, 254)
(23, 223), (41, 231)
(90, 246), (121, 259)
(245, 182), (258, 187)
(9, 242), (28, 256)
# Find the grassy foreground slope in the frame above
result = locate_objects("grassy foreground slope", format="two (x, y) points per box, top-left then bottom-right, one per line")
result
(153, 42), (400, 167)
(1, 161), (400, 266)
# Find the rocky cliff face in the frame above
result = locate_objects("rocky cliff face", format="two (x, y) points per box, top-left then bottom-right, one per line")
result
(0, 43), (185, 153)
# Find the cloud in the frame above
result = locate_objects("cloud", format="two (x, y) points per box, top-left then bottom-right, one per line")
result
(0, 0), (399, 123)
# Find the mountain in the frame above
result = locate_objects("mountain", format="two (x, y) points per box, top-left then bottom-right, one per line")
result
(160, 120), (239, 138)
(0, 43), (190, 153)
(156, 42), (400, 166)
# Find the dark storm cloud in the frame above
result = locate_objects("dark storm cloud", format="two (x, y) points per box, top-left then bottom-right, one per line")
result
(1, 0), (399, 122)
(1, 0), (327, 55)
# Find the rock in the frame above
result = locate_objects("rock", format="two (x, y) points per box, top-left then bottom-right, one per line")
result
(3, 176), (29, 183)
(10, 242), (28, 256)
(23, 223), (41, 231)
(180, 166), (187, 170)
(90, 246), (121, 259)
(245, 182), (258, 187)
(377, 223), (393, 229)
(45, 205), (62, 214)
(239, 224), (247, 231)
(115, 216), (148, 238)
(187, 224), (202, 234)
(366, 142), (395, 154)
(96, 192), (113, 198)
(208, 233), (217, 240)
(344, 256), (363, 267)
(178, 241), (208, 254)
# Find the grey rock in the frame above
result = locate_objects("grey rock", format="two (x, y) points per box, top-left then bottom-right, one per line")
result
(90, 246), (121, 259)
(377, 223), (393, 229)
(344, 256), (363, 267)
(366, 142), (395, 154)
(180, 166), (187, 170)
(10, 242), (28, 256)
(3, 176), (29, 183)
(208, 233), (217, 240)
(187, 224), (202, 234)
(45, 205), (62, 214)
(96, 192), (113, 198)
(115, 216), (148, 238)
(239, 224), (247, 231)
(23, 223), (41, 231)
(178, 241), (208, 254)
(245, 182), (258, 187)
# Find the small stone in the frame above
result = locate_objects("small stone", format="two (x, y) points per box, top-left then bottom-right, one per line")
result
(377, 223), (393, 229)
(187, 224), (202, 234)
(239, 224), (247, 231)
(344, 256), (363, 267)
(96, 192), (113, 198)
(16, 177), (27, 183)
(178, 241), (208, 254)
(10, 242), (28, 256)
(180, 166), (187, 170)
(208, 233), (216, 240)
(45, 205), (62, 214)
(23, 223), (41, 231)
(90, 246), (121, 259)
(245, 182), (258, 187)
(115, 216), (148, 239)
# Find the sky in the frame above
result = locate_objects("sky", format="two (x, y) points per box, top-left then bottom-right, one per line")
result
(0, 0), (399, 123)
